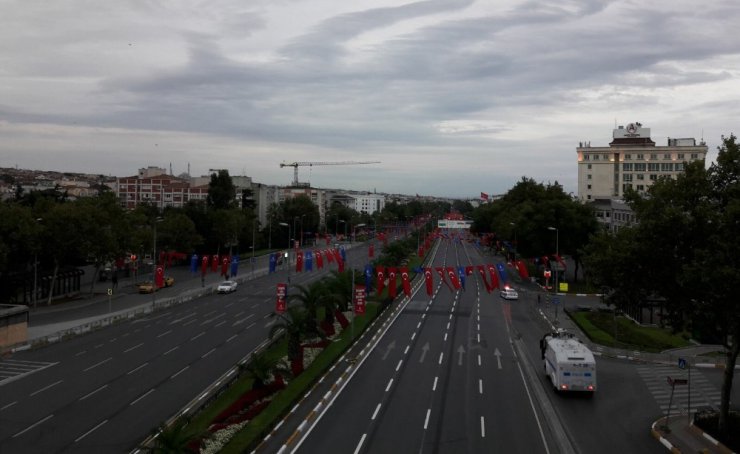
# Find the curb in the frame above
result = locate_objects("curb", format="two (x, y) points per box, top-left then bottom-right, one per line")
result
(651, 417), (736, 454)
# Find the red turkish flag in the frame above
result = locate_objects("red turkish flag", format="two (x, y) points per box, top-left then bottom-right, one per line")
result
(211, 254), (219, 272)
(315, 250), (323, 269)
(388, 267), (397, 298)
(447, 267), (461, 290)
(325, 249), (334, 263)
(400, 267), (411, 297)
(296, 251), (304, 272)
(465, 265), (474, 276)
(477, 265), (491, 293)
(221, 256), (229, 277)
(369, 244), (374, 258)
(487, 264), (500, 290)
(155, 266), (164, 288)
(435, 267), (452, 291)
(516, 260), (529, 278)
(418, 246), (424, 258)
(201, 256), (208, 275)
(424, 268), (434, 296)
(376, 267), (385, 295)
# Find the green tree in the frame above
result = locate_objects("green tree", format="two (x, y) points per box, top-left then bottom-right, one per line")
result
(147, 420), (195, 453)
(206, 170), (236, 210)
(584, 134), (740, 438)
(238, 352), (292, 390)
(269, 306), (319, 365)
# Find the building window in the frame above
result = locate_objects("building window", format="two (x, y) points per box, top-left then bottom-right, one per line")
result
(587, 184), (591, 190)
(637, 154), (644, 160)
(587, 164), (592, 169)
(623, 183), (633, 191)
(650, 153), (658, 160)
(624, 154), (632, 160)
(637, 185), (645, 191)
(623, 163), (633, 171)
(648, 163), (660, 171)
(649, 174), (658, 181)
(661, 163), (673, 171)
(664, 153), (672, 160)
(587, 174), (592, 180)
(678, 153), (685, 159)
(634, 163), (646, 171)
(675, 163), (684, 171)
(587, 195), (591, 200)
(623, 174), (633, 181)
(583, 154), (590, 160)
(593, 155), (600, 161)
(691, 153), (699, 159)
(636, 174), (645, 180)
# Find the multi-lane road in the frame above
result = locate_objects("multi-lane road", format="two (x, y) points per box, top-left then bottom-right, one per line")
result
(1, 235), (735, 453)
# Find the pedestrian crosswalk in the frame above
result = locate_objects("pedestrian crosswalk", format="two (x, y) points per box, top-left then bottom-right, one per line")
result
(0, 359), (57, 385)
(636, 364), (721, 415)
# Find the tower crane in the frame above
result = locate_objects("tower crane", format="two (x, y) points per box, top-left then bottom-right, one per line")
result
(279, 161), (381, 186)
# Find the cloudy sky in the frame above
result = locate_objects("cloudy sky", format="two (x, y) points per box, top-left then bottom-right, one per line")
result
(2, 0), (739, 197)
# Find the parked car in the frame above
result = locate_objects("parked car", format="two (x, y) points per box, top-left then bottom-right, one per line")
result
(217, 280), (238, 294)
(500, 287), (519, 300)
(137, 276), (175, 294)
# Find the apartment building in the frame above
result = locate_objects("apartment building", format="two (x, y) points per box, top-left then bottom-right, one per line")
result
(577, 123), (708, 202)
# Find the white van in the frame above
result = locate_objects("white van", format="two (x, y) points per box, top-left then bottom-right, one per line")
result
(539, 330), (596, 394)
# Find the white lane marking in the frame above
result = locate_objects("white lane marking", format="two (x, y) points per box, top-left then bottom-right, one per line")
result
(423, 409), (431, 429)
(404, 345), (410, 354)
(171, 366), (189, 379)
(75, 351), (87, 356)
(163, 346), (179, 355)
(1, 401), (18, 411)
(395, 360), (403, 371)
(182, 319), (197, 326)
(371, 403), (382, 420)
(79, 384), (108, 401)
(353, 434), (367, 454)
(444, 333), (448, 341)
(127, 363), (148, 375)
(477, 323), (480, 331)
(432, 376), (438, 391)
(84, 357), (112, 372)
(385, 378), (394, 392)
(478, 354), (482, 366)
(13, 414), (53, 438)
(130, 389), (155, 406)
(411, 332), (416, 341)
(477, 333), (480, 343)
(157, 330), (172, 338)
(215, 320), (226, 328)
(438, 353), (444, 364)
(417, 321), (421, 329)
(481, 416), (486, 438)
(124, 342), (144, 353)
(479, 379), (483, 394)
(75, 419), (108, 443)
(446, 322), (450, 330)
(201, 348), (216, 358)
(190, 332), (205, 341)
(226, 334), (238, 343)
(30, 379), (63, 397)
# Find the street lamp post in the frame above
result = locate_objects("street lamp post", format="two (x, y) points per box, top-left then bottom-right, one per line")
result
(279, 222), (290, 274)
(510, 222), (517, 261)
(252, 218), (257, 276)
(548, 226), (559, 294)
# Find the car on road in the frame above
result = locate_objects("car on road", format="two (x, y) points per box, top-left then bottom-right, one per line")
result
(217, 280), (238, 293)
(500, 287), (519, 300)
(137, 276), (175, 294)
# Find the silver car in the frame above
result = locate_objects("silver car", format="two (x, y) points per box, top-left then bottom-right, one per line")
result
(217, 280), (238, 293)
(500, 287), (519, 300)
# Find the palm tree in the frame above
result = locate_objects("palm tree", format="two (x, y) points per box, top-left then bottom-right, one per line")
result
(269, 306), (319, 365)
(238, 352), (292, 389)
(289, 281), (329, 327)
(147, 420), (196, 453)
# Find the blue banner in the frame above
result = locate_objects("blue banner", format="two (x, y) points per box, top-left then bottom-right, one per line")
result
(305, 251), (313, 272)
(496, 262), (509, 284)
(458, 266), (466, 290)
(365, 263), (373, 293)
(230, 256), (239, 277)
(269, 253), (277, 273)
(190, 254), (198, 273)
(340, 247), (346, 262)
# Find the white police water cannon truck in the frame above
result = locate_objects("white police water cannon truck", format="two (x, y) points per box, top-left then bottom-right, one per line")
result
(539, 329), (597, 394)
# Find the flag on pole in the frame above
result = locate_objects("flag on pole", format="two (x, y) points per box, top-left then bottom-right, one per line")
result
(477, 265), (491, 293)
(424, 268), (434, 296)
(269, 253), (277, 273)
(400, 267), (411, 297)
(480, 192), (489, 201)
(388, 267), (397, 298)
(376, 266), (386, 295)
(446, 267), (461, 290)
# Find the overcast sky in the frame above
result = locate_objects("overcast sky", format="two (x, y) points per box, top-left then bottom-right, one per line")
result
(2, 0), (739, 198)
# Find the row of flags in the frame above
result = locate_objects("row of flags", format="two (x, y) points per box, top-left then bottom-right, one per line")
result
(189, 254), (239, 278)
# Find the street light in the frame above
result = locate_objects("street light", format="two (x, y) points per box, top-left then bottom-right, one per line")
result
(279, 222), (290, 271)
(548, 226), (559, 293)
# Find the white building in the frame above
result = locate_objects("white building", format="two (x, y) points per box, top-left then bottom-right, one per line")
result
(577, 123), (707, 202)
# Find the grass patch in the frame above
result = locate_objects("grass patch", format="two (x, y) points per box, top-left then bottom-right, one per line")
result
(191, 302), (382, 453)
(568, 310), (691, 353)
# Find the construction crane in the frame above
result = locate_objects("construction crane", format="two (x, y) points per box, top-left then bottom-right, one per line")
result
(279, 161), (381, 186)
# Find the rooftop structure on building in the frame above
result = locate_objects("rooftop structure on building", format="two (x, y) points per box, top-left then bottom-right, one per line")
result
(577, 122), (707, 202)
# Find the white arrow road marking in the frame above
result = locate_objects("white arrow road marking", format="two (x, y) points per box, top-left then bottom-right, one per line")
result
(494, 348), (502, 370)
(382, 341), (396, 360)
(419, 342), (430, 363)
(457, 346), (465, 366)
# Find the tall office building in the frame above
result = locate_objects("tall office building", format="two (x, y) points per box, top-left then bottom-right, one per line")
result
(577, 122), (707, 202)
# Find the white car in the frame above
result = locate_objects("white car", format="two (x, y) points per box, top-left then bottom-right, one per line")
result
(500, 287), (519, 300)
(217, 280), (238, 294)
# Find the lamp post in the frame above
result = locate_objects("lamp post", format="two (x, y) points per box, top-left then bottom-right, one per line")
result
(510, 222), (517, 261)
(33, 217), (42, 309)
(152, 220), (158, 308)
(548, 226), (559, 294)
(251, 218), (257, 276)
(279, 222), (290, 273)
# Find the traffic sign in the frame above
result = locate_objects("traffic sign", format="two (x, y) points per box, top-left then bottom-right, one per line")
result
(551, 297), (560, 305)
(678, 358), (687, 369)
(107, 288), (113, 296)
